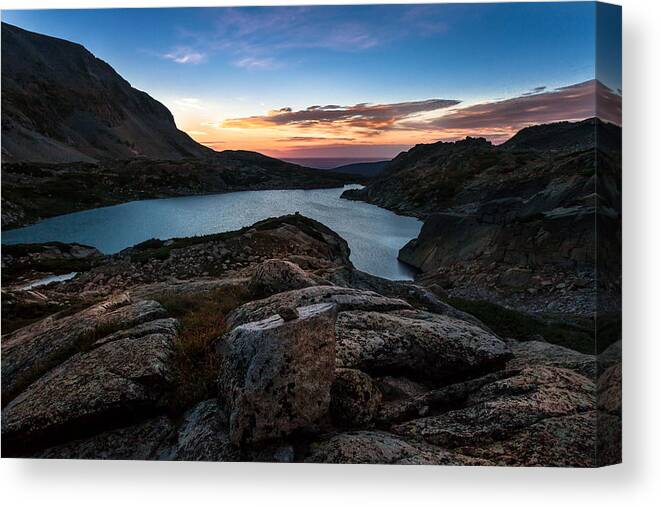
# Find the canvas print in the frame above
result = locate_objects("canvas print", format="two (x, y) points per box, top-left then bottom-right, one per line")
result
(0, 2), (621, 466)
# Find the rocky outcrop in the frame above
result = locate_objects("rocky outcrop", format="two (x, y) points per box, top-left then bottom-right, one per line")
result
(1, 241), (103, 287)
(462, 412), (597, 467)
(329, 368), (382, 428)
(160, 400), (238, 462)
(336, 309), (511, 383)
(11, 214), (352, 303)
(1, 215), (617, 466)
(217, 303), (337, 446)
(391, 367), (594, 449)
(304, 430), (487, 465)
(1, 293), (167, 402)
(399, 204), (597, 273)
(325, 266), (486, 327)
(36, 400), (238, 461)
(506, 339), (596, 378)
(599, 340), (622, 373)
(224, 284), (510, 385)
(2, 308), (176, 453)
(227, 285), (411, 329)
(502, 117), (622, 153)
(597, 363), (621, 466)
(376, 370), (513, 425)
(247, 258), (319, 298)
(37, 416), (176, 460)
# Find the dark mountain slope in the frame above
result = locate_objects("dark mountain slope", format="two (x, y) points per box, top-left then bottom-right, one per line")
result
(1, 22), (212, 162)
(342, 137), (523, 217)
(331, 160), (388, 178)
(1, 156), (360, 229)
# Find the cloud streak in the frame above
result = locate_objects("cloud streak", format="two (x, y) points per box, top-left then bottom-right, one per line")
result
(234, 56), (279, 70)
(161, 6), (454, 70)
(421, 80), (621, 137)
(162, 47), (206, 64)
(276, 136), (356, 143)
(189, 80), (620, 158)
(521, 86), (547, 96)
(222, 99), (461, 134)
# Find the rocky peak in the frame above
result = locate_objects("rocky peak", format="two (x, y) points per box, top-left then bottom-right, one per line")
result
(1, 22), (213, 162)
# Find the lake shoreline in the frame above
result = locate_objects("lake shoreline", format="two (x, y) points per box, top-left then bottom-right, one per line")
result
(2, 185), (422, 282)
(1, 156), (364, 230)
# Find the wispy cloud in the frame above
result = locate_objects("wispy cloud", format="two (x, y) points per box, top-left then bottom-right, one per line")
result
(162, 47), (206, 64)
(160, 6), (451, 70)
(172, 97), (204, 110)
(184, 80), (620, 157)
(222, 99), (461, 135)
(399, 5), (451, 35)
(210, 7), (383, 54)
(403, 80), (621, 143)
(276, 136), (356, 143)
(234, 56), (279, 70)
(521, 86), (547, 96)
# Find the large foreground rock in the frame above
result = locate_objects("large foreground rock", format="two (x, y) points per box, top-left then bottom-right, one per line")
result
(218, 303), (337, 446)
(160, 399), (239, 462)
(2, 319), (176, 453)
(336, 310), (511, 383)
(461, 412), (598, 467)
(507, 339), (596, 378)
(391, 366), (595, 465)
(36, 400), (238, 461)
(248, 259), (320, 298)
(329, 368), (382, 428)
(227, 286), (411, 329)
(304, 430), (488, 465)
(37, 416), (176, 460)
(1, 293), (167, 402)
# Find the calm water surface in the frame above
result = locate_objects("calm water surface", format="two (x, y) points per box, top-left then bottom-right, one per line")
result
(2, 185), (422, 280)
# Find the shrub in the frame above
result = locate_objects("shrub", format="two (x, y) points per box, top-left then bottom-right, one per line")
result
(157, 284), (249, 412)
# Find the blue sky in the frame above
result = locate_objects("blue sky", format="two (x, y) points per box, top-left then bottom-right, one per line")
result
(2, 3), (621, 158)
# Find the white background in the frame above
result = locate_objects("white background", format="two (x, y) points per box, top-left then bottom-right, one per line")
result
(1, 0), (659, 505)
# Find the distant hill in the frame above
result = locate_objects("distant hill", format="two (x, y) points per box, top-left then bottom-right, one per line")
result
(343, 118), (621, 218)
(1, 22), (213, 163)
(501, 117), (621, 153)
(331, 160), (389, 178)
(341, 118), (621, 310)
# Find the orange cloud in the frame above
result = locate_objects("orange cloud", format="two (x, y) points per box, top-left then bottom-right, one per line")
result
(221, 99), (461, 134)
(182, 80), (621, 158)
(418, 80), (621, 135)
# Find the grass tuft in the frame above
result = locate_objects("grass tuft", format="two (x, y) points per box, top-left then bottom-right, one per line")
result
(156, 284), (249, 412)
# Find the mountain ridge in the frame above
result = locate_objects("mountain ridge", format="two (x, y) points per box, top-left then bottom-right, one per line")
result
(1, 22), (213, 162)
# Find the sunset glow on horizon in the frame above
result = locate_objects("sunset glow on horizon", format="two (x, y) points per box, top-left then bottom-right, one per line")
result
(3, 3), (621, 159)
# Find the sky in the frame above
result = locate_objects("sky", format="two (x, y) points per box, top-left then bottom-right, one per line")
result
(2, 3), (621, 159)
